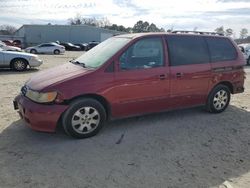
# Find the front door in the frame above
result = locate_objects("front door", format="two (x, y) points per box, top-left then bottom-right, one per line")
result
(112, 37), (171, 117)
(166, 35), (211, 107)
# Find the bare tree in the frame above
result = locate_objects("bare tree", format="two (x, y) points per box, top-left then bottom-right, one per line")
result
(240, 28), (248, 39)
(0, 24), (17, 35)
(68, 13), (83, 25)
(68, 14), (111, 28)
(225, 28), (233, 37)
(215, 26), (225, 35)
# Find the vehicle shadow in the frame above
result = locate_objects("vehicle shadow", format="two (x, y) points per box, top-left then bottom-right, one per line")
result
(0, 106), (250, 187)
(0, 68), (39, 75)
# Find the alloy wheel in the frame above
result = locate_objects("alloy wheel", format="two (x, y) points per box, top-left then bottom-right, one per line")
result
(213, 90), (228, 110)
(71, 107), (100, 134)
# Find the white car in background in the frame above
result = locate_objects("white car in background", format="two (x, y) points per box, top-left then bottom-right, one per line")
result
(25, 43), (65, 55)
(238, 43), (250, 65)
(0, 42), (22, 52)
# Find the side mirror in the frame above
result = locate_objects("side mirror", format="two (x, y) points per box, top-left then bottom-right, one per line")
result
(239, 46), (245, 53)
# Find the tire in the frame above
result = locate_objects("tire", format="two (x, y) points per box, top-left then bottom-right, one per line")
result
(54, 49), (60, 55)
(12, 59), (28, 71)
(62, 98), (106, 139)
(206, 84), (231, 113)
(30, 49), (37, 54)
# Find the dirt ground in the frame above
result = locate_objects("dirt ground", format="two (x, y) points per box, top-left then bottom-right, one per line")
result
(1, 51), (250, 188)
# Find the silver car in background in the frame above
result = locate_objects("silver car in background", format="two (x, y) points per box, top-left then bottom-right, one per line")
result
(25, 43), (65, 55)
(0, 48), (42, 71)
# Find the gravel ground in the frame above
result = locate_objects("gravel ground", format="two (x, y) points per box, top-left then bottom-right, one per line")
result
(0, 51), (250, 188)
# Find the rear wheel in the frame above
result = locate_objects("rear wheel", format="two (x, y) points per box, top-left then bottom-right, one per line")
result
(30, 49), (37, 54)
(62, 98), (106, 139)
(54, 49), (60, 55)
(12, 59), (27, 71)
(206, 84), (231, 113)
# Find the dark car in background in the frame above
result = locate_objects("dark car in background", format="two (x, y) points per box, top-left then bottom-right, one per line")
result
(74, 43), (89, 51)
(60, 42), (81, 51)
(87, 41), (99, 51)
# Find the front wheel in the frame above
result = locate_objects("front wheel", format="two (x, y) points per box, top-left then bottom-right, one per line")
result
(206, 84), (231, 113)
(62, 98), (106, 139)
(12, 59), (27, 71)
(54, 49), (60, 54)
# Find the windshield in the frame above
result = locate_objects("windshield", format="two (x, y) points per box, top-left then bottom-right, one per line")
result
(74, 37), (131, 68)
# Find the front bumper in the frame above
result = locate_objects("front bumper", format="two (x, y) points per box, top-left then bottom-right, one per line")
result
(14, 94), (68, 132)
(29, 59), (43, 67)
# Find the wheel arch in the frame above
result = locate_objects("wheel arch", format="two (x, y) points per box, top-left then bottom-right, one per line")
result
(64, 93), (111, 120)
(10, 57), (29, 68)
(213, 81), (234, 94)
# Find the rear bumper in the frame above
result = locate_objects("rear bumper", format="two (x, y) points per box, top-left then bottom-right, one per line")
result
(14, 94), (68, 132)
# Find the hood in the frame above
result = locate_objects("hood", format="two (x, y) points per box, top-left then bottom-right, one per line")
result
(3, 50), (37, 57)
(26, 63), (91, 91)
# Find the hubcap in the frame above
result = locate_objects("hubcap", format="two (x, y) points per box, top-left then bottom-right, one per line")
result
(71, 107), (100, 134)
(15, 61), (25, 70)
(213, 90), (228, 110)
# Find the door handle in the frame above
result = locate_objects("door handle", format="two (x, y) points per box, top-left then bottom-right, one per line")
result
(159, 74), (166, 80)
(176, 72), (184, 78)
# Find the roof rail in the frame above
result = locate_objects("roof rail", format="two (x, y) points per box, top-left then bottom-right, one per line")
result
(171, 30), (224, 36)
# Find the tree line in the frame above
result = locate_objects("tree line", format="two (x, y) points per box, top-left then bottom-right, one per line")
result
(0, 15), (249, 41)
(214, 26), (248, 39)
(68, 14), (165, 33)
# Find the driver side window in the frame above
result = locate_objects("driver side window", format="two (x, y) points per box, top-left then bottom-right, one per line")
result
(119, 38), (164, 70)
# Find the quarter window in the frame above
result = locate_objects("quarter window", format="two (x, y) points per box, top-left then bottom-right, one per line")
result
(206, 37), (237, 62)
(166, 36), (209, 66)
(119, 38), (164, 70)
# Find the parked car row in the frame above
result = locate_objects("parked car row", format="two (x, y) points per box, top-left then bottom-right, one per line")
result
(58, 41), (100, 51)
(22, 41), (100, 55)
(0, 40), (101, 71)
(238, 43), (250, 65)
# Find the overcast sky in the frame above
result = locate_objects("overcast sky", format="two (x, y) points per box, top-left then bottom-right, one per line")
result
(0, 0), (249, 36)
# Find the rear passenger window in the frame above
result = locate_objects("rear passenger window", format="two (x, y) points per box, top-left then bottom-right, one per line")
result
(167, 36), (209, 66)
(206, 37), (237, 62)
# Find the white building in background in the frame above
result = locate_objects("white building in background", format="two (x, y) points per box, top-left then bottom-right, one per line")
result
(13, 24), (124, 47)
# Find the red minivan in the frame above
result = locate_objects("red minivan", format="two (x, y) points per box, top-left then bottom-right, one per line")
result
(14, 32), (245, 138)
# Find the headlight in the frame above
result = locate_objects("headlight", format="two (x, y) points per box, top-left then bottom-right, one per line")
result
(26, 90), (57, 103)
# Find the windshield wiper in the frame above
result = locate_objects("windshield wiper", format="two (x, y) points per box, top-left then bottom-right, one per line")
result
(70, 60), (87, 68)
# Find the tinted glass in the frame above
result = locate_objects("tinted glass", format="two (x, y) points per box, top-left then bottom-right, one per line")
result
(119, 38), (164, 70)
(40, 44), (50, 47)
(167, 36), (209, 66)
(206, 37), (237, 62)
